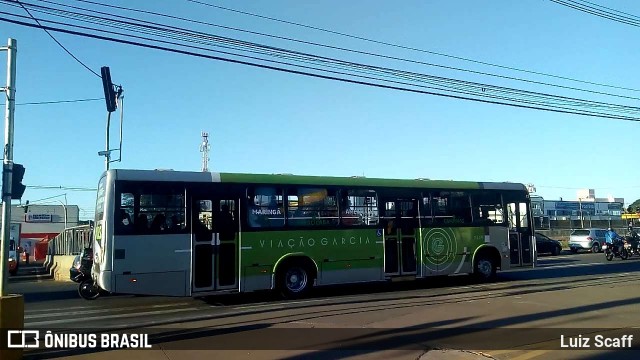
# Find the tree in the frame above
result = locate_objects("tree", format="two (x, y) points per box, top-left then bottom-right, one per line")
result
(629, 199), (640, 213)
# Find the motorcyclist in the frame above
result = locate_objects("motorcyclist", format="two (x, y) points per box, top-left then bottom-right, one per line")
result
(605, 227), (623, 254)
(627, 227), (640, 254)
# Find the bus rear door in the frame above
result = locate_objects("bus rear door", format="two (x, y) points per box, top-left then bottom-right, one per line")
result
(382, 199), (418, 276)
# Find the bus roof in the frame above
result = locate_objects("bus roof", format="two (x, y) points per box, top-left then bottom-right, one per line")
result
(108, 169), (527, 192)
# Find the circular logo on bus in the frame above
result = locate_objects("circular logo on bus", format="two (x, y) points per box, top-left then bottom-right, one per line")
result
(423, 228), (458, 272)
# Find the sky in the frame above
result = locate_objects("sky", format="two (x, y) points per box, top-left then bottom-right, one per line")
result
(0, 0), (639, 220)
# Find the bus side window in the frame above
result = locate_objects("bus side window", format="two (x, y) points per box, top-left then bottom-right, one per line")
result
(340, 189), (378, 226)
(139, 191), (186, 235)
(420, 195), (433, 225)
(287, 188), (338, 227)
(471, 191), (503, 225)
(247, 187), (285, 228)
(117, 192), (135, 234)
(432, 192), (451, 225)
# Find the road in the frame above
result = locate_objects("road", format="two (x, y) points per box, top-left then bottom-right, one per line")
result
(8, 251), (640, 360)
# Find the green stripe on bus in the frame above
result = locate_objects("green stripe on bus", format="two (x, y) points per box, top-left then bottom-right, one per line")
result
(219, 173), (481, 189)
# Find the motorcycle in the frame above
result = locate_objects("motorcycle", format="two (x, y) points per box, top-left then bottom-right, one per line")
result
(603, 238), (629, 261)
(78, 278), (101, 300)
(74, 248), (101, 300)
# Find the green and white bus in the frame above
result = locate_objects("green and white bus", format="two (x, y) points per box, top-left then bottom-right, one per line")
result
(88, 169), (535, 299)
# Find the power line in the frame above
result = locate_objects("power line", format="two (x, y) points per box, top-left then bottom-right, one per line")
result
(184, 0), (640, 93)
(0, 97), (103, 107)
(1, 16), (638, 122)
(0, 17), (621, 117)
(2, 3), (639, 120)
(26, 184), (97, 191)
(5, 0), (637, 120)
(29, 0), (637, 101)
(14, 0), (101, 78)
(549, 0), (640, 27)
(577, 0), (640, 20)
(5, 2), (639, 117)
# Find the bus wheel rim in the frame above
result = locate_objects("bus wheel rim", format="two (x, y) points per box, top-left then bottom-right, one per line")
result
(478, 260), (492, 277)
(286, 268), (307, 292)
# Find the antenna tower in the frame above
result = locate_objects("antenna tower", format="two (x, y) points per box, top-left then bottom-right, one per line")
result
(200, 131), (210, 172)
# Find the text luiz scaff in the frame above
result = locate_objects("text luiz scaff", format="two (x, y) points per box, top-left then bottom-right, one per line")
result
(7, 330), (152, 349)
(560, 334), (633, 349)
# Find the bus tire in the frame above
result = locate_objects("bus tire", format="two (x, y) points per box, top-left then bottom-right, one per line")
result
(473, 251), (497, 283)
(276, 259), (315, 299)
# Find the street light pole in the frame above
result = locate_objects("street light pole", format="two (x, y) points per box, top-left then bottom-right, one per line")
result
(579, 197), (584, 229)
(56, 200), (68, 230)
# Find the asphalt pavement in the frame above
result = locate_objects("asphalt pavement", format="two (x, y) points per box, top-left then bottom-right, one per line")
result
(7, 251), (640, 360)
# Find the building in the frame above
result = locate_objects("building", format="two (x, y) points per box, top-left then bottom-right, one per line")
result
(533, 189), (624, 220)
(1, 203), (80, 259)
(530, 189), (624, 229)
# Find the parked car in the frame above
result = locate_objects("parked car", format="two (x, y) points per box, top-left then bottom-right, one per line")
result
(568, 228), (607, 253)
(69, 254), (82, 281)
(535, 232), (562, 256)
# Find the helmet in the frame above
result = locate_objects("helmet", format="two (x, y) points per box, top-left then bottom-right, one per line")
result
(607, 227), (612, 231)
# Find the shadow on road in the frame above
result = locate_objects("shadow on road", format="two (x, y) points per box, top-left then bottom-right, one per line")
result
(22, 295), (640, 359)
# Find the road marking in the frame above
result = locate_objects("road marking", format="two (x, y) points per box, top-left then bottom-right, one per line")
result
(510, 350), (549, 360)
(233, 297), (331, 310)
(26, 308), (198, 327)
(482, 349), (514, 355)
(26, 302), (193, 316)
(538, 262), (607, 269)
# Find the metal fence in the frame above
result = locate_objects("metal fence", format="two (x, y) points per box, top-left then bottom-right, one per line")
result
(47, 224), (93, 256)
(535, 218), (628, 230)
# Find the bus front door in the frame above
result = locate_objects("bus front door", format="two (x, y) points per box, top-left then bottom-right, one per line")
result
(383, 199), (418, 276)
(192, 197), (239, 293)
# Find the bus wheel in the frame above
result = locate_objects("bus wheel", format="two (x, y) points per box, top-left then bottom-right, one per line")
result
(277, 262), (313, 299)
(474, 255), (496, 282)
(78, 279), (101, 300)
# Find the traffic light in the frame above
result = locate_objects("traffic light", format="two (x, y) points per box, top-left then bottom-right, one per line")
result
(101, 66), (117, 113)
(11, 163), (26, 199)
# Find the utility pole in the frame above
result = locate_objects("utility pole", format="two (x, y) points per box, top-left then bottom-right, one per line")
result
(0, 38), (16, 296)
(200, 131), (210, 172)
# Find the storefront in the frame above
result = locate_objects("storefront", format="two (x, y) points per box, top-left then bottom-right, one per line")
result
(4, 204), (80, 262)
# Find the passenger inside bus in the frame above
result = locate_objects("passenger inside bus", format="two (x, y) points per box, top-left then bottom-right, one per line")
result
(135, 214), (148, 232)
(150, 213), (167, 232)
(217, 204), (235, 240)
(120, 209), (132, 227)
(169, 215), (182, 231)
